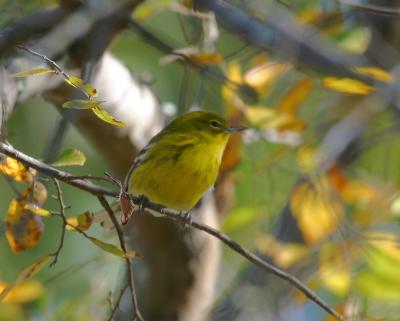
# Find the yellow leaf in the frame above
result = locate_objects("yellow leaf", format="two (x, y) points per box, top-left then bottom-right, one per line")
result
(354, 66), (395, 83)
(296, 146), (317, 173)
(256, 234), (309, 268)
(290, 180), (342, 244)
(277, 78), (313, 114)
(243, 106), (275, 126)
(66, 211), (93, 231)
(0, 280), (44, 304)
(244, 62), (288, 96)
(51, 148), (86, 167)
(91, 105), (127, 128)
(64, 77), (98, 97)
(319, 244), (351, 296)
(222, 61), (243, 112)
(10, 68), (54, 77)
(0, 256), (50, 302)
(62, 99), (97, 109)
(0, 157), (34, 184)
(5, 199), (44, 253)
(323, 77), (374, 95)
(88, 237), (142, 259)
(23, 203), (52, 217)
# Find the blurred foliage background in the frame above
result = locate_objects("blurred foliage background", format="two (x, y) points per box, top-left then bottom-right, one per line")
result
(1, 1), (400, 321)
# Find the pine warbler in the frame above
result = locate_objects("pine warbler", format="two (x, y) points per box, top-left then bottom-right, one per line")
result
(124, 111), (245, 211)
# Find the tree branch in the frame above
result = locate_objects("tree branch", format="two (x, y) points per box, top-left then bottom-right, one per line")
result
(0, 141), (343, 320)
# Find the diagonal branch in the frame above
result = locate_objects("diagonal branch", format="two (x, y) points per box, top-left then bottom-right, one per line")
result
(0, 141), (343, 321)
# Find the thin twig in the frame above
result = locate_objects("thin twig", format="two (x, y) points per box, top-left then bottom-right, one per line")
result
(106, 283), (129, 321)
(336, 0), (400, 15)
(0, 142), (343, 321)
(0, 142), (117, 197)
(98, 196), (144, 321)
(50, 178), (67, 267)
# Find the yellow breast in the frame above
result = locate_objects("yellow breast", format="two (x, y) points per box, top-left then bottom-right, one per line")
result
(128, 136), (228, 211)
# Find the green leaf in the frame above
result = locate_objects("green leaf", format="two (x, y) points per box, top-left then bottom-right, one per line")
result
(10, 68), (54, 77)
(88, 236), (142, 259)
(0, 255), (50, 302)
(222, 207), (261, 233)
(52, 148), (86, 167)
(91, 105), (127, 128)
(62, 99), (97, 110)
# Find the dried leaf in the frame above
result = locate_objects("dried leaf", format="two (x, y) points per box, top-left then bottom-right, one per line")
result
(88, 237), (142, 259)
(5, 199), (44, 253)
(91, 105), (127, 128)
(52, 148), (86, 167)
(10, 68), (54, 77)
(0, 255), (50, 302)
(120, 193), (134, 225)
(66, 211), (93, 231)
(354, 66), (394, 83)
(323, 77), (374, 95)
(290, 180), (342, 244)
(0, 157), (34, 184)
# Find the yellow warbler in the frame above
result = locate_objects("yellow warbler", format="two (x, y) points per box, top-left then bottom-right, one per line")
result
(124, 111), (245, 211)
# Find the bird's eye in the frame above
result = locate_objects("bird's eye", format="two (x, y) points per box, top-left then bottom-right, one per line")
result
(210, 120), (221, 128)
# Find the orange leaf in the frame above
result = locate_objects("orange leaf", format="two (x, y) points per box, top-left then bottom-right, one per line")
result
(0, 157), (34, 184)
(66, 211), (93, 231)
(187, 52), (223, 65)
(277, 78), (313, 115)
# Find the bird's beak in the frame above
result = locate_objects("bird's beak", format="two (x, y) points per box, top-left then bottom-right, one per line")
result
(226, 125), (247, 133)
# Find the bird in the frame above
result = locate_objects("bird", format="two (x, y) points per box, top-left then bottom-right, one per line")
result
(123, 110), (246, 214)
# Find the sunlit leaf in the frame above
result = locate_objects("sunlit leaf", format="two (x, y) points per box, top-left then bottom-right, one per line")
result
(0, 157), (34, 184)
(5, 198), (44, 253)
(88, 237), (142, 259)
(354, 66), (395, 83)
(277, 78), (313, 114)
(290, 179), (342, 244)
(0, 280), (44, 304)
(356, 233), (400, 301)
(10, 68), (54, 77)
(222, 61), (244, 112)
(338, 27), (371, 54)
(52, 148), (86, 167)
(323, 77), (374, 95)
(133, 0), (174, 21)
(244, 61), (288, 96)
(23, 203), (52, 217)
(66, 211), (93, 231)
(243, 106), (275, 127)
(0, 255), (50, 302)
(318, 243), (351, 296)
(91, 105), (127, 128)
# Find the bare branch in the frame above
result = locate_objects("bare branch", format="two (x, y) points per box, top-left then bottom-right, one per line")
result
(0, 142), (343, 321)
(98, 195), (144, 321)
(50, 178), (68, 267)
(106, 284), (129, 321)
